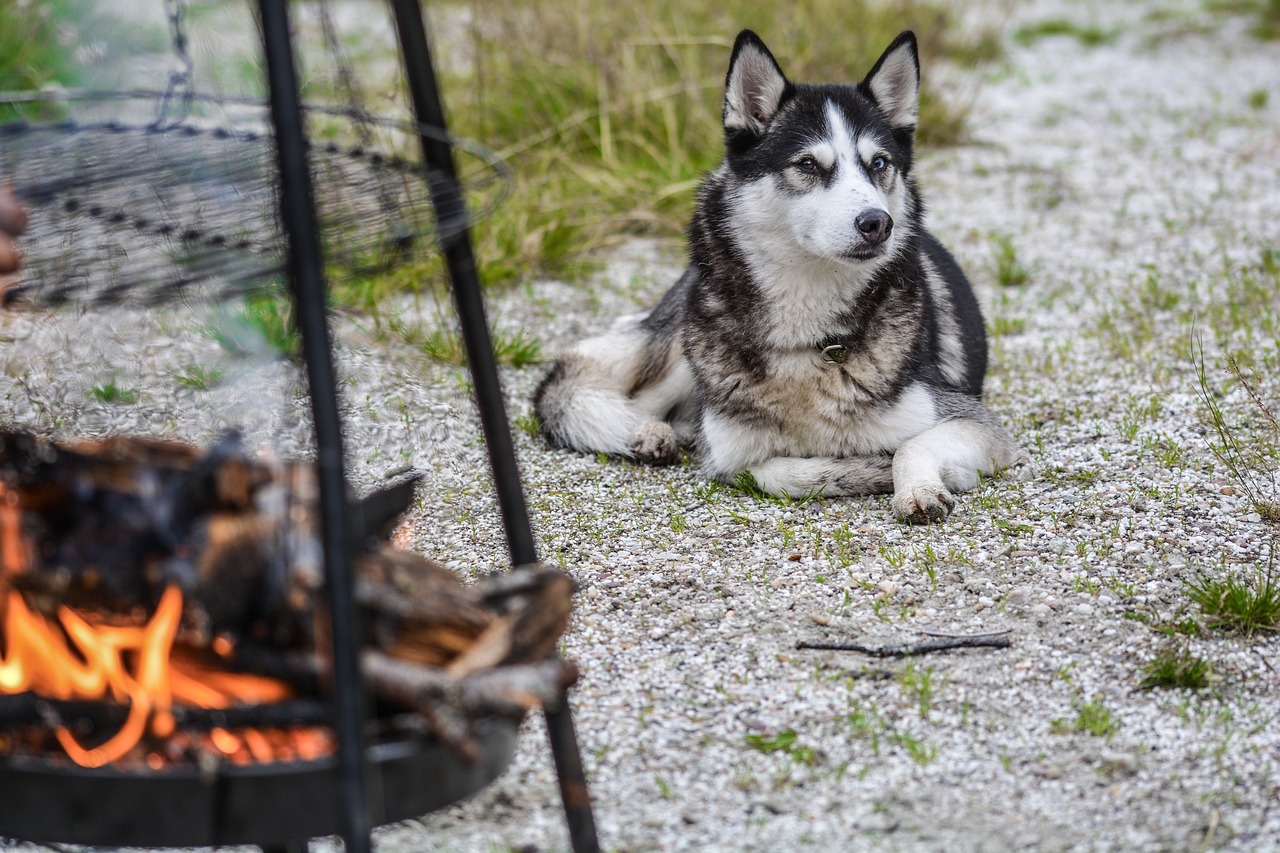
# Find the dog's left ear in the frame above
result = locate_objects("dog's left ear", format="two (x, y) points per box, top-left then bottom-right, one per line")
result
(724, 30), (790, 136)
(863, 31), (920, 131)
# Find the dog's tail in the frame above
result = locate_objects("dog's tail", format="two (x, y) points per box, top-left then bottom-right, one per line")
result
(534, 313), (691, 464)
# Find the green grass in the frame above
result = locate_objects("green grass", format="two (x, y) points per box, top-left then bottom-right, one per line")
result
(207, 295), (301, 359)
(888, 731), (937, 766)
(1051, 699), (1118, 738)
(992, 233), (1031, 287)
(744, 729), (817, 766)
(1207, 0), (1280, 39)
(1137, 644), (1216, 690)
(174, 364), (224, 391)
(390, 318), (543, 368)
(898, 662), (942, 719)
(1012, 19), (1118, 47)
(0, 1), (81, 120)
(427, 0), (999, 290)
(88, 379), (139, 405)
(1184, 559), (1280, 636)
(1194, 340), (1280, 521)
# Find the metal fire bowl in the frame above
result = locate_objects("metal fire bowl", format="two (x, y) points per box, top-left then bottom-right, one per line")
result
(0, 717), (518, 847)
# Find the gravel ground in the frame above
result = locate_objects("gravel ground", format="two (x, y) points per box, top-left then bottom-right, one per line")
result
(3, 0), (1279, 851)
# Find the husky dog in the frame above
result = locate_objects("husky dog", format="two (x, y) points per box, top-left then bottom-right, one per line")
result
(534, 30), (1021, 523)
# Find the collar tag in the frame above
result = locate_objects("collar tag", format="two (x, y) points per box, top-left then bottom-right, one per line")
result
(821, 344), (847, 365)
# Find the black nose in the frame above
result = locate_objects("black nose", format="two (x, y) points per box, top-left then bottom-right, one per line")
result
(855, 210), (893, 245)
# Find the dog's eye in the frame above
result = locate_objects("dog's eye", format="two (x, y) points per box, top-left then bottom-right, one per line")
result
(871, 156), (890, 172)
(795, 156), (820, 174)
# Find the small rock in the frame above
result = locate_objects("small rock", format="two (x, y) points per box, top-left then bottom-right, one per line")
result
(809, 613), (831, 626)
(1099, 751), (1138, 776)
(876, 580), (901, 598)
(1028, 762), (1062, 779)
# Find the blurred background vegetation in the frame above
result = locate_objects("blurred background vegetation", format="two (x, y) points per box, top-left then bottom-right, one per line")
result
(0, 0), (1001, 302)
(1, 0), (1275, 302)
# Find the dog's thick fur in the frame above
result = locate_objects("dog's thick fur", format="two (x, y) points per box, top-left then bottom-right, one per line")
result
(535, 30), (1021, 522)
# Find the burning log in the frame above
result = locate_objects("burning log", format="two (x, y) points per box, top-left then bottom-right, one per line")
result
(0, 430), (577, 767)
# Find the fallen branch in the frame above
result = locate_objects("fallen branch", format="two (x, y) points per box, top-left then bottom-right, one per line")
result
(796, 633), (1012, 657)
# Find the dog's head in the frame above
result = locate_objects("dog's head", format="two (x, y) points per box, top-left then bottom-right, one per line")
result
(719, 30), (921, 270)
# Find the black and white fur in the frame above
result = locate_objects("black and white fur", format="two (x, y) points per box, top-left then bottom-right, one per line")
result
(535, 30), (1021, 523)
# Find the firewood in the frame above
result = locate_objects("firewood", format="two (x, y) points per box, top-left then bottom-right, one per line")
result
(0, 430), (580, 763)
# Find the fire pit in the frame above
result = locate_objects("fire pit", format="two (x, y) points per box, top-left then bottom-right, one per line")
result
(0, 722), (518, 848)
(0, 0), (600, 850)
(0, 430), (574, 847)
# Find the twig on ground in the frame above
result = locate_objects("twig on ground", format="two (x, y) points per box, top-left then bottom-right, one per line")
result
(796, 632), (1012, 657)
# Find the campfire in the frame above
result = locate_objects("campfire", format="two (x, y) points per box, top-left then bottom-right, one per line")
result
(0, 430), (576, 770)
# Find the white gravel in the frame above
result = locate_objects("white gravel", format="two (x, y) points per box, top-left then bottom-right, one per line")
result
(2, 0), (1279, 851)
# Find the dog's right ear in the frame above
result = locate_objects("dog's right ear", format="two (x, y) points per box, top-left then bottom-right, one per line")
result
(723, 30), (790, 136)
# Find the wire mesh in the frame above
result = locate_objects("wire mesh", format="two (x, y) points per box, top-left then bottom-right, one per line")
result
(0, 92), (511, 309)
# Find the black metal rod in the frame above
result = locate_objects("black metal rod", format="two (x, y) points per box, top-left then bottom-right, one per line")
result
(257, 3), (373, 852)
(386, 0), (536, 566)
(386, 3), (600, 851)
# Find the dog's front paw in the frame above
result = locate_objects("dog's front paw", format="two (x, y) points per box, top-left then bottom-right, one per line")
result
(630, 421), (679, 465)
(891, 482), (955, 524)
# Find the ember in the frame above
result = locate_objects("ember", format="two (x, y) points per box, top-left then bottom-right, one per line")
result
(0, 584), (308, 767)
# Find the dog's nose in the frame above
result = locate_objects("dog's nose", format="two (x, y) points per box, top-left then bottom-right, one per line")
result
(855, 210), (893, 245)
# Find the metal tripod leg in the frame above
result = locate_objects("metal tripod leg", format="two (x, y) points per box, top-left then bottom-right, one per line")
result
(386, 2), (601, 851)
(258, 3), (373, 852)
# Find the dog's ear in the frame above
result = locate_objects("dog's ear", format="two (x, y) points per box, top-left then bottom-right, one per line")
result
(724, 30), (789, 135)
(863, 31), (920, 131)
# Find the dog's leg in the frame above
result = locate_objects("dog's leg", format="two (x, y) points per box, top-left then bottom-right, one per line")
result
(746, 455), (895, 498)
(889, 417), (1021, 523)
(535, 320), (694, 464)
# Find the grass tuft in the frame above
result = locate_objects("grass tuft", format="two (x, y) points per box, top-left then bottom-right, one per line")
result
(1184, 558), (1280, 636)
(744, 730), (817, 766)
(88, 380), (139, 405)
(1194, 336), (1280, 522)
(1051, 698), (1118, 738)
(992, 233), (1031, 287)
(1137, 644), (1216, 690)
(174, 364), (225, 391)
(394, 319), (543, 368)
(1013, 19), (1118, 47)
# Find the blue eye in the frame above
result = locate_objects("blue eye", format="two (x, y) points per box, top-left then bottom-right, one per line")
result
(871, 156), (890, 172)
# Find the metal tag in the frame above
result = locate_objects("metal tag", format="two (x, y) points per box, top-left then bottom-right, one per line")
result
(821, 344), (847, 365)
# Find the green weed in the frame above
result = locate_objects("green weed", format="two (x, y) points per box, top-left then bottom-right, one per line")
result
(1051, 699), (1118, 738)
(395, 319), (543, 368)
(1184, 557), (1280, 636)
(744, 730), (817, 766)
(898, 662), (942, 719)
(1138, 644), (1216, 690)
(889, 731), (937, 766)
(1195, 341), (1280, 521)
(174, 364), (224, 391)
(88, 380), (139, 405)
(1013, 19), (1118, 47)
(513, 411), (542, 438)
(991, 233), (1030, 287)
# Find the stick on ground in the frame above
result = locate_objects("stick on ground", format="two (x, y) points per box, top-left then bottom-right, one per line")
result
(796, 633), (1012, 657)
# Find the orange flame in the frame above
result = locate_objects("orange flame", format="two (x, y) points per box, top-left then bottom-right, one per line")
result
(0, 586), (300, 767)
